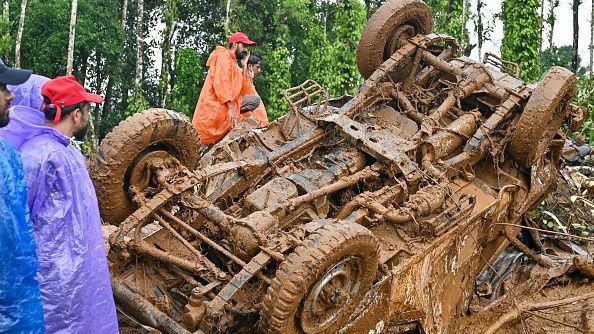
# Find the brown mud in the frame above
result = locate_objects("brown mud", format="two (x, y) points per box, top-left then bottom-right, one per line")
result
(452, 279), (594, 334)
(92, 0), (588, 332)
(356, 0), (433, 78)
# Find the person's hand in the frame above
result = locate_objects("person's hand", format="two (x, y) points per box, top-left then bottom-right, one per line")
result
(241, 51), (250, 72)
(227, 103), (237, 128)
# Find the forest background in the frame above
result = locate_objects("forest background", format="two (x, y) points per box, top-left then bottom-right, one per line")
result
(0, 0), (592, 142)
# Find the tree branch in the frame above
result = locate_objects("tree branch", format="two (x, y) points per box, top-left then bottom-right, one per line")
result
(484, 292), (594, 334)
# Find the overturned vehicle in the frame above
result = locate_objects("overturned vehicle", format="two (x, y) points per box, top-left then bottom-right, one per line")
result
(90, 0), (584, 333)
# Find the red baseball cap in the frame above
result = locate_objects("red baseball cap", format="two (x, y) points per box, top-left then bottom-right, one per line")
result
(229, 32), (256, 46)
(41, 75), (103, 124)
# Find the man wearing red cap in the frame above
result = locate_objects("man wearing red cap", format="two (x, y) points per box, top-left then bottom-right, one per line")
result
(193, 32), (262, 144)
(15, 76), (118, 333)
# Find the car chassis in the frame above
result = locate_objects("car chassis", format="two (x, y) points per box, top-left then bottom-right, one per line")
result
(90, 1), (583, 333)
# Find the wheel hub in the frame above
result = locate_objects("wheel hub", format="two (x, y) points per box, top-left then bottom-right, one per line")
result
(128, 150), (177, 195)
(387, 24), (416, 55)
(300, 256), (364, 334)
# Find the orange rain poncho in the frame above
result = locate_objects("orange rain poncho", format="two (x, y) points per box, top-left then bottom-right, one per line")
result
(239, 76), (269, 126)
(193, 46), (246, 144)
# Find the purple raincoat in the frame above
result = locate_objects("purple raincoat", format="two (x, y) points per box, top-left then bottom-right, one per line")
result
(0, 74), (49, 149)
(0, 77), (119, 334)
(8, 74), (48, 110)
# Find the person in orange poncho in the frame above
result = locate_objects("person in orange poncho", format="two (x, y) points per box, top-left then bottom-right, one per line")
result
(239, 54), (269, 126)
(193, 32), (262, 145)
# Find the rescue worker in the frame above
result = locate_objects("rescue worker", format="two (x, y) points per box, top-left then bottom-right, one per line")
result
(15, 76), (119, 333)
(239, 54), (269, 126)
(0, 61), (46, 333)
(193, 32), (262, 144)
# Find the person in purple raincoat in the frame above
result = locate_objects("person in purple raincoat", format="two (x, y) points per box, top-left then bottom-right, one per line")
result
(0, 74), (50, 149)
(0, 60), (46, 334)
(14, 76), (118, 333)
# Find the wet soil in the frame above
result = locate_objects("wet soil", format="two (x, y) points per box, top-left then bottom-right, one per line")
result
(452, 278), (594, 334)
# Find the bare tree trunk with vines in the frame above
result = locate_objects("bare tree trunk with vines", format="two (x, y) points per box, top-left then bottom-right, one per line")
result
(134, 0), (144, 94)
(476, 0), (484, 58)
(121, 0), (128, 27)
(3, 0), (8, 21)
(14, 0), (26, 68)
(224, 0), (231, 35)
(571, 0), (581, 73)
(590, 0), (594, 78)
(547, 0), (560, 51)
(539, 0), (545, 54)
(66, 0), (78, 75)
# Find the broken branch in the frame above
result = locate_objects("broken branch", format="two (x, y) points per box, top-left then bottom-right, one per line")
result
(503, 227), (554, 268)
(484, 292), (594, 334)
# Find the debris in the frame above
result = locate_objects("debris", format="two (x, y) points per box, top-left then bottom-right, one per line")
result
(89, 0), (583, 333)
(484, 292), (594, 334)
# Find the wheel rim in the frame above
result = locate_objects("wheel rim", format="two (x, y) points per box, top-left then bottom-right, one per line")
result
(384, 24), (417, 60)
(300, 256), (365, 333)
(128, 149), (177, 196)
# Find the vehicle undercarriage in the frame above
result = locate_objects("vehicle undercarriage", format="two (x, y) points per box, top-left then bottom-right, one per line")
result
(89, 1), (584, 333)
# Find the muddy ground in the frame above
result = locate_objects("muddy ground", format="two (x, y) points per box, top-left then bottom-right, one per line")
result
(453, 278), (594, 334)
(118, 276), (594, 334)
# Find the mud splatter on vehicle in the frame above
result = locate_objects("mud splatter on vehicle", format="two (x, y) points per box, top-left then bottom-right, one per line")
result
(89, 1), (584, 333)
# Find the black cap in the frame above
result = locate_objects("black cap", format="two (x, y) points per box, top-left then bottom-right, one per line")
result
(0, 60), (32, 85)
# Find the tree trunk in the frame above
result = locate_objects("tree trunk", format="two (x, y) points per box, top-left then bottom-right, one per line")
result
(538, 0), (545, 55)
(363, 0), (372, 18)
(66, 0), (78, 75)
(160, 23), (177, 107)
(101, 75), (115, 131)
(476, 0), (484, 58)
(224, 0), (231, 35)
(134, 0), (144, 93)
(94, 51), (103, 141)
(547, 0), (560, 50)
(79, 51), (89, 86)
(2, 0), (9, 60)
(160, 0), (177, 107)
(590, 0), (593, 75)
(571, 0), (581, 73)
(590, 0), (594, 78)
(122, 79), (130, 111)
(14, 0), (27, 68)
(121, 0), (128, 27)
(3, 0), (8, 21)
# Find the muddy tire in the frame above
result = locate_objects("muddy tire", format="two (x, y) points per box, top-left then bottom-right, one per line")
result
(357, 0), (433, 78)
(509, 67), (576, 167)
(261, 221), (379, 334)
(89, 108), (200, 225)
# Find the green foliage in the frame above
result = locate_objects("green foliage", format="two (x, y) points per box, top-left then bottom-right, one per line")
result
(169, 48), (203, 117)
(219, 0), (365, 119)
(4, 0), (585, 141)
(427, 0), (471, 47)
(500, 0), (542, 82)
(574, 76), (594, 143)
(124, 95), (150, 118)
(0, 15), (10, 61)
(308, 0), (366, 97)
(264, 35), (292, 120)
(541, 45), (587, 76)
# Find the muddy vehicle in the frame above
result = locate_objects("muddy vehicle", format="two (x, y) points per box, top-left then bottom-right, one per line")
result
(90, 1), (583, 333)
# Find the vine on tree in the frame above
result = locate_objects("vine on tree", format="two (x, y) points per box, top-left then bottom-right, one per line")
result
(500, 0), (542, 82)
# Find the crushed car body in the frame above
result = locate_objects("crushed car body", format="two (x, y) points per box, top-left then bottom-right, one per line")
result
(89, 1), (584, 333)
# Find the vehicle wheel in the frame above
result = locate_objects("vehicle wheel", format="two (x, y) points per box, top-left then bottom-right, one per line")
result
(261, 221), (379, 334)
(357, 0), (433, 79)
(509, 67), (576, 167)
(89, 108), (201, 225)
